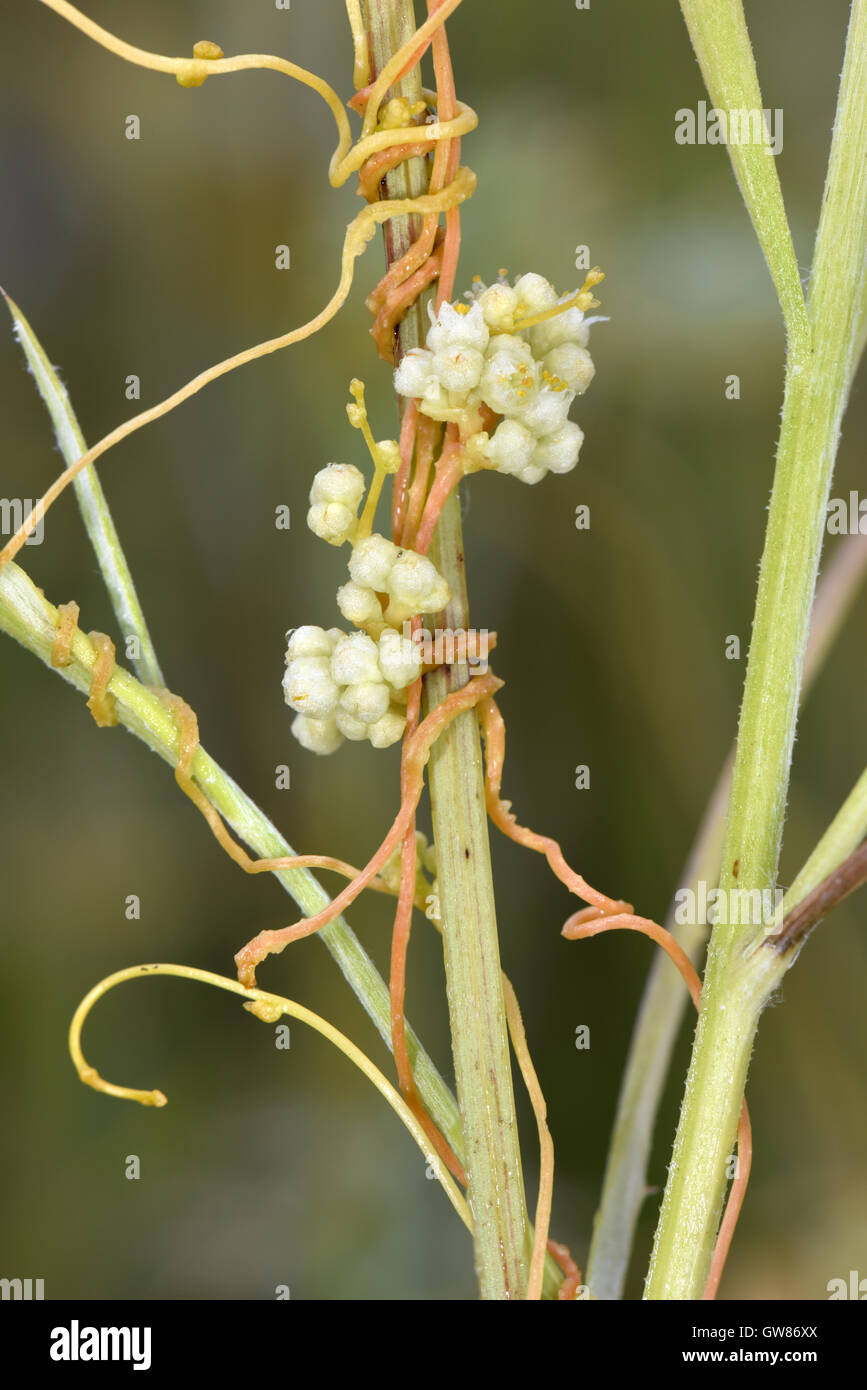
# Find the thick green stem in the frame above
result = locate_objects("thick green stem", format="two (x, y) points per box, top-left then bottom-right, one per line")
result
(646, 0), (867, 1298)
(364, 0), (530, 1299)
(587, 532), (867, 1298)
(426, 501), (531, 1299)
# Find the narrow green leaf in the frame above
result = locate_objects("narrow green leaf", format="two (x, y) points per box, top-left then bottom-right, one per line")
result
(679, 0), (809, 350)
(4, 291), (164, 687)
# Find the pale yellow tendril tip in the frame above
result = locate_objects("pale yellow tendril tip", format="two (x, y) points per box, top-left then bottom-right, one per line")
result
(348, 379), (400, 536)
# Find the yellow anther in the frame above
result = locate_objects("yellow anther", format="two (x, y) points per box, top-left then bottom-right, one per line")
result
(453, 302), (471, 315)
(541, 368), (568, 392)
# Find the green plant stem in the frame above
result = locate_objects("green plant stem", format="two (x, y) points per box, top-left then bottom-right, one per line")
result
(678, 0), (809, 351)
(364, 0), (530, 1299)
(587, 532), (867, 1298)
(646, 0), (867, 1299)
(0, 557), (466, 1165)
(5, 293), (164, 687)
(426, 501), (531, 1300)
(783, 766), (867, 918)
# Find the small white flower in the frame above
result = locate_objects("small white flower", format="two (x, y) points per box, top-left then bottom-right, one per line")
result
(479, 350), (539, 417)
(484, 418), (537, 477)
(306, 464), (366, 546)
(486, 333), (536, 366)
(477, 283), (519, 333)
(388, 551), (451, 616)
(378, 629), (423, 688)
(307, 501), (358, 546)
(336, 581), (382, 628)
(368, 708), (407, 749)
(518, 462), (549, 485)
(528, 305), (590, 356)
(310, 463), (366, 509)
(432, 345), (485, 394)
(517, 385), (574, 438)
(331, 631), (382, 686)
(348, 534), (399, 590)
(426, 300), (490, 354)
(532, 421), (584, 474)
(335, 707), (370, 741)
(292, 713), (344, 755)
(339, 680), (390, 725)
(394, 348), (435, 400)
(543, 343), (595, 395)
(282, 656), (341, 718)
(286, 625), (336, 662)
(417, 378), (456, 421)
(513, 272), (559, 317)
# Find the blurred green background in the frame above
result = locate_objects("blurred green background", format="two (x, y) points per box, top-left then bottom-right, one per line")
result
(1, 0), (865, 1300)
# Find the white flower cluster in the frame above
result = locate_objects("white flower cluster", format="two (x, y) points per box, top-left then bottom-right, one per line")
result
(283, 624), (423, 754)
(393, 272), (598, 485)
(339, 532), (450, 630)
(306, 463), (366, 546)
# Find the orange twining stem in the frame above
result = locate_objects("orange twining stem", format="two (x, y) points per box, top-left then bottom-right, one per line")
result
(150, 689), (423, 899)
(357, 138), (438, 203)
(366, 214), (440, 317)
(50, 600), (81, 668)
(391, 665), (423, 1107)
(546, 1239), (585, 1301)
(561, 910), (753, 1301)
(349, 0), (465, 131)
(478, 695), (630, 916)
(370, 237), (445, 361)
(429, 0), (462, 307)
(402, 413), (442, 546)
(363, 0), (467, 370)
(392, 400), (418, 541)
(235, 671), (503, 987)
(49, 602), (119, 728)
(414, 425), (467, 554)
(85, 632), (119, 728)
(387, 668), (467, 1185)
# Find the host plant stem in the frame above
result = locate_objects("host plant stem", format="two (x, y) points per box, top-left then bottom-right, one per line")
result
(365, 0), (530, 1298)
(588, 529), (867, 1299)
(646, 0), (867, 1298)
